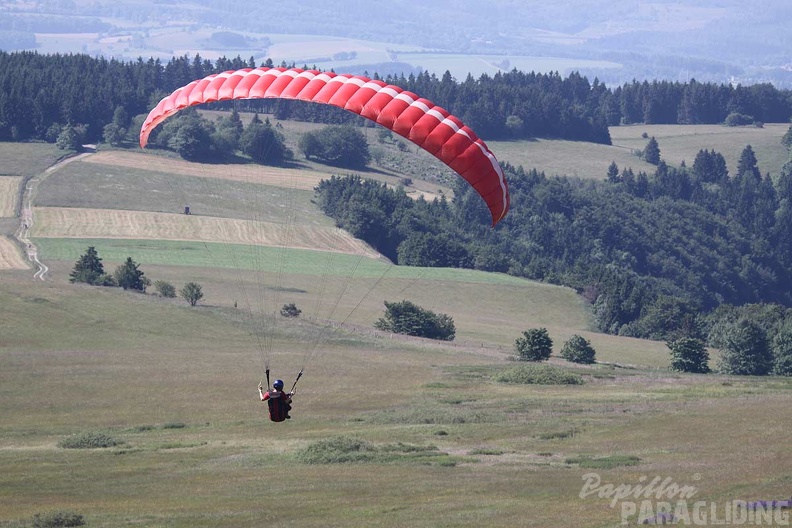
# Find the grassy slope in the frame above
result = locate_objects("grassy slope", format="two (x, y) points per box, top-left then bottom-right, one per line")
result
(491, 123), (791, 180)
(1, 281), (790, 527)
(2, 131), (791, 527)
(0, 143), (64, 178)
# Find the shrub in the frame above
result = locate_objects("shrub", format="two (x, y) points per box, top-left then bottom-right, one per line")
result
(494, 364), (583, 385)
(667, 337), (710, 373)
(280, 303), (302, 317)
(469, 448), (505, 455)
(296, 436), (376, 464)
(374, 300), (455, 341)
(560, 335), (596, 364)
(515, 328), (553, 361)
(154, 280), (176, 298)
(32, 510), (86, 527)
(724, 112), (754, 126)
(565, 454), (641, 469)
(58, 431), (121, 449)
(538, 429), (578, 440)
(295, 436), (449, 465)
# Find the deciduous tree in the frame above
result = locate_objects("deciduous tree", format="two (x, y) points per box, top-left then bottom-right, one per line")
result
(515, 328), (553, 362)
(717, 319), (773, 375)
(180, 282), (204, 306)
(560, 335), (596, 364)
(668, 337), (710, 373)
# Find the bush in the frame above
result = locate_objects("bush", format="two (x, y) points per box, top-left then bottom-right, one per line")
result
(295, 436), (448, 465)
(560, 335), (596, 364)
(58, 431), (121, 449)
(565, 454), (641, 469)
(295, 437), (378, 464)
(280, 303), (301, 317)
(32, 510), (86, 527)
(667, 337), (710, 373)
(515, 328), (553, 361)
(494, 364), (583, 385)
(374, 300), (455, 341)
(724, 112), (754, 126)
(154, 280), (177, 298)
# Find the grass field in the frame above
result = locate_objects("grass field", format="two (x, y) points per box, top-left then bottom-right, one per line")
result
(2, 280), (790, 527)
(610, 123), (791, 178)
(2, 135), (791, 527)
(491, 123), (791, 181)
(0, 143), (63, 178)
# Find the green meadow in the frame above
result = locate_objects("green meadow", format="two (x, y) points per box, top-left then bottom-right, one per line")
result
(491, 123), (791, 181)
(1, 135), (791, 527)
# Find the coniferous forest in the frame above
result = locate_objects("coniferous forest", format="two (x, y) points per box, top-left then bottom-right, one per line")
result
(3, 50), (792, 347)
(2, 51), (792, 143)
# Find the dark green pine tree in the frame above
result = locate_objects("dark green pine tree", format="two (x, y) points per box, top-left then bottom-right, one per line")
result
(606, 161), (620, 183)
(114, 257), (148, 292)
(70, 246), (105, 284)
(644, 136), (661, 165)
(736, 145), (761, 181)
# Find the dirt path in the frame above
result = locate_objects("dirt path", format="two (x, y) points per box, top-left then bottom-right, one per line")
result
(15, 149), (95, 280)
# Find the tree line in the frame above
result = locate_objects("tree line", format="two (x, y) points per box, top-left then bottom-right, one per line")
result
(70, 246), (205, 306)
(2, 51), (792, 145)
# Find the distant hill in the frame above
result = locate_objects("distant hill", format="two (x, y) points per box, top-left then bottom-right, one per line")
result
(2, 0), (792, 86)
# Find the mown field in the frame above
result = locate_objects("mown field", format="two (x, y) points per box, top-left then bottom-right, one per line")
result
(1, 134), (791, 527)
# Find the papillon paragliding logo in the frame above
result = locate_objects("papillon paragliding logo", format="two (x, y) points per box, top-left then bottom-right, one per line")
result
(580, 472), (791, 526)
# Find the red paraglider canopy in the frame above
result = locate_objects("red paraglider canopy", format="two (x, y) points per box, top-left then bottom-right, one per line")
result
(140, 67), (509, 225)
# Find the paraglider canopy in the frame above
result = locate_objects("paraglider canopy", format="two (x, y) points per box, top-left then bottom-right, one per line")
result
(139, 67), (510, 225)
